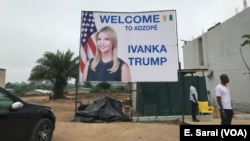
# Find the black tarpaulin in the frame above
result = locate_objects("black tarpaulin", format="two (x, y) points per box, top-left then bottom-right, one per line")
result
(76, 96), (130, 122)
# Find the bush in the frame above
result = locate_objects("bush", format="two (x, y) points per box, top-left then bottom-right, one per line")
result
(96, 82), (111, 90)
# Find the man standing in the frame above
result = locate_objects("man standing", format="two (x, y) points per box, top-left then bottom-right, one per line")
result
(215, 74), (234, 125)
(190, 80), (199, 122)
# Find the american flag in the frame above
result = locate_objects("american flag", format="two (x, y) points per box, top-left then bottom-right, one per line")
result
(79, 11), (97, 82)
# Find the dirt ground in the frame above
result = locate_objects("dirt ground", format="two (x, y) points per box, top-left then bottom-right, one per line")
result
(22, 95), (180, 141)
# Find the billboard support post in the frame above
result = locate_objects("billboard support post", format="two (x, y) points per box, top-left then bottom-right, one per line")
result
(178, 61), (185, 124)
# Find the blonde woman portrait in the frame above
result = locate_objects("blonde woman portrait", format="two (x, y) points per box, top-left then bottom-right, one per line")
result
(83, 26), (131, 82)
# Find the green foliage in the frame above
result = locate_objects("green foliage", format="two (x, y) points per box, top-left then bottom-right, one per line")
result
(241, 34), (250, 47)
(83, 82), (93, 88)
(110, 85), (129, 93)
(90, 85), (102, 93)
(5, 82), (33, 96)
(240, 34), (250, 73)
(28, 49), (78, 99)
(88, 82), (129, 93)
(96, 82), (111, 90)
(4, 81), (129, 95)
(116, 85), (126, 92)
(5, 82), (14, 89)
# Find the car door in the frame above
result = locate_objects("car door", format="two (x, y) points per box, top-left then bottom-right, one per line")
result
(0, 91), (29, 140)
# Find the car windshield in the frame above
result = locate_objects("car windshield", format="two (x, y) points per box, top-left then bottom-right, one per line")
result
(0, 91), (14, 109)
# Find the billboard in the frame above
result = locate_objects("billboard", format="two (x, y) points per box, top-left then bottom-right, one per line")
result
(79, 10), (178, 82)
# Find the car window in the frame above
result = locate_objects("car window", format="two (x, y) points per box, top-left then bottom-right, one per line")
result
(0, 91), (13, 109)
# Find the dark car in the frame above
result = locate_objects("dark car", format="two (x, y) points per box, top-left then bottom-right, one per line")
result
(0, 87), (56, 141)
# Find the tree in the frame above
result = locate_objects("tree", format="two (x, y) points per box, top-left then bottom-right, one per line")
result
(96, 82), (111, 90)
(28, 49), (78, 99)
(5, 82), (14, 89)
(240, 34), (250, 74)
(83, 82), (93, 88)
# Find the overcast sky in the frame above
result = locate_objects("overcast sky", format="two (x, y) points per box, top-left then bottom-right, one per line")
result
(0, 0), (248, 83)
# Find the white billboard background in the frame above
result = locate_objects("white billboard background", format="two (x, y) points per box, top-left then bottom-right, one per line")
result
(86, 10), (178, 82)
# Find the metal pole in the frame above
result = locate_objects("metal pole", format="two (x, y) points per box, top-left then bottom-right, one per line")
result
(74, 11), (83, 121)
(74, 76), (78, 120)
(178, 62), (185, 124)
(174, 11), (185, 124)
(130, 82), (134, 119)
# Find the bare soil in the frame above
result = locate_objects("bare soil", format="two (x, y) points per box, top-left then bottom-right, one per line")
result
(21, 94), (180, 141)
